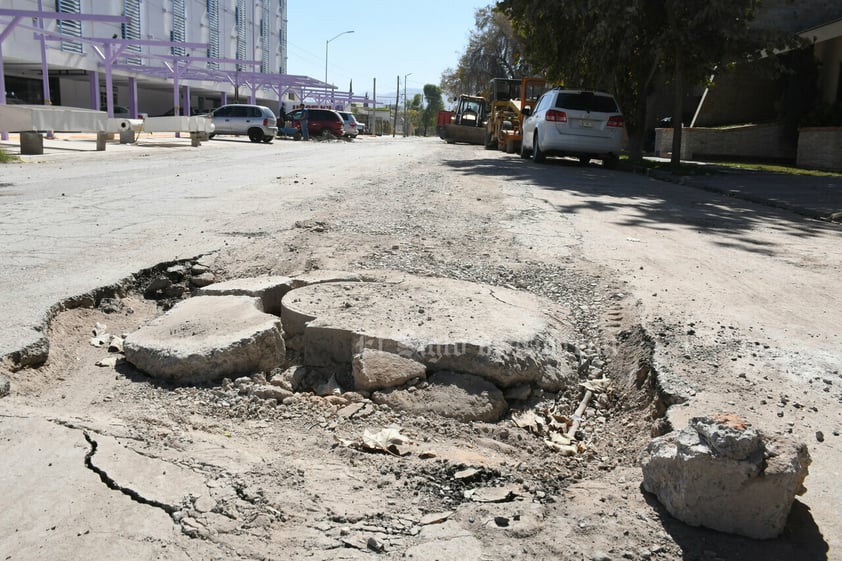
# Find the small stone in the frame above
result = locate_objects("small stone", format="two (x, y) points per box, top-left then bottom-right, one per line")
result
(366, 536), (385, 553)
(816, 431), (825, 443)
(194, 496), (215, 513)
(592, 553), (612, 561)
(96, 356), (119, 367)
(191, 272), (216, 287)
(252, 385), (293, 402)
(494, 516), (509, 527)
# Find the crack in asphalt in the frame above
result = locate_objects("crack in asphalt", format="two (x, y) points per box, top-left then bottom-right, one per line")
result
(82, 431), (178, 515)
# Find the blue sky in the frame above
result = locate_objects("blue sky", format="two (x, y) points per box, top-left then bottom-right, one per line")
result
(286, 1), (491, 102)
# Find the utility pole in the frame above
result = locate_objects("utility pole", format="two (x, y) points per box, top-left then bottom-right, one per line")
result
(393, 75), (399, 137)
(373, 77), (377, 135)
(403, 73), (412, 136)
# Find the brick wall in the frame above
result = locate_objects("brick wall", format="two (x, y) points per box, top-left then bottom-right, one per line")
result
(654, 124), (795, 162)
(797, 127), (842, 171)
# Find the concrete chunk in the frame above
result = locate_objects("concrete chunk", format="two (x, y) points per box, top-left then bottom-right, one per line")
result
(124, 295), (285, 383)
(196, 275), (294, 315)
(281, 276), (576, 389)
(641, 413), (811, 539)
(352, 348), (427, 391)
(372, 371), (508, 422)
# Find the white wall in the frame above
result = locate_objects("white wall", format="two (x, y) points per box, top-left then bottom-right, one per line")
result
(3, 0), (288, 102)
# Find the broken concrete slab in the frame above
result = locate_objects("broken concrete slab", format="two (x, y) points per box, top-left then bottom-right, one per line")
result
(372, 371), (508, 422)
(92, 433), (211, 511)
(0, 373), (9, 397)
(403, 520), (484, 560)
(0, 416), (188, 559)
(124, 295), (285, 383)
(289, 269), (364, 289)
(641, 413), (811, 539)
(352, 348), (427, 391)
(196, 275), (294, 315)
(281, 275), (577, 389)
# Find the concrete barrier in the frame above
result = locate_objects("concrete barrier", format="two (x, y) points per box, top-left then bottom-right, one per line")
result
(1, 105), (213, 152)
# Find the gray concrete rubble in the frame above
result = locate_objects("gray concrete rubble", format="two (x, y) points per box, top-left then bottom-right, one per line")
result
(124, 295), (285, 382)
(641, 413), (811, 540)
(121, 272), (580, 417)
(196, 275), (295, 315)
(372, 371), (509, 423)
(281, 276), (578, 390)
(352, 348), (427, 392)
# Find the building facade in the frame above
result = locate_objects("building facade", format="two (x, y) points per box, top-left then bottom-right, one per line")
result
(1, 0), (289, 115)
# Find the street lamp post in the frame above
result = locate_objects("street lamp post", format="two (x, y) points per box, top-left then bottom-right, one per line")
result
(403, 72), (412, 136)
(325, 30), (354, 102)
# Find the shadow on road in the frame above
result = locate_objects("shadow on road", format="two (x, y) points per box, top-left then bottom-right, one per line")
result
(641, 490), (828, 561)
(443, 154), (841, 259)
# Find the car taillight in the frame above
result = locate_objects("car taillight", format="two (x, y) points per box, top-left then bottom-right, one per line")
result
(546, 110), (567, 123)
(263, 118), (269, 126)
(607, 115), (624, 128)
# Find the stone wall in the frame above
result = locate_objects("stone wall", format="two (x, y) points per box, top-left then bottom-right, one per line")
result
(654, 123), (795, 162)
(797, 127), (842, 171)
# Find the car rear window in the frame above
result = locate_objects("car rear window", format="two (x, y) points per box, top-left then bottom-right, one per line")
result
(554, 92), (618, 113)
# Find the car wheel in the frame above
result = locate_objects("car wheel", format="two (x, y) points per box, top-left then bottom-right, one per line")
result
(533, 132), (546, 163)
(208, 133), (216, 139)
(519, 137), (530, 159)
(248, 128), (263, 143)
(506, 139), (517, 154)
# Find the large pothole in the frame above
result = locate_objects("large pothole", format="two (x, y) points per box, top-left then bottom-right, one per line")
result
(119, 271), (587, 422)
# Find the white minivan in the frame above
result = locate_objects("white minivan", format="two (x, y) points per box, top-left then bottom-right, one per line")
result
(520, 89), (624, 167)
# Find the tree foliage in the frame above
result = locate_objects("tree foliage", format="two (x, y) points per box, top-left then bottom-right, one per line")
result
(440, 6), (531, 101)
(495, 0), (799, 165)
(421, 84), (445, 136)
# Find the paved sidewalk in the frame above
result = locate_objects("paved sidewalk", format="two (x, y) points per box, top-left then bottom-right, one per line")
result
(647, 161), (842, 223)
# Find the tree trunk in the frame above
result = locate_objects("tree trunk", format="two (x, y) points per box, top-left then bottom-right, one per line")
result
(671, 48), (684, 173)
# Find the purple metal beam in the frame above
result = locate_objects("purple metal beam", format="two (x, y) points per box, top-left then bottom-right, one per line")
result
(0, 9), (127, 24)
(0, 9), (127, 137)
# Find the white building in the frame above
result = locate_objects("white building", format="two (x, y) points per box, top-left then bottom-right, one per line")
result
(0, 0), (325, 117)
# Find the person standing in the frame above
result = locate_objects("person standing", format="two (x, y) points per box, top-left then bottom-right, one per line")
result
(300, 107), (310, 141)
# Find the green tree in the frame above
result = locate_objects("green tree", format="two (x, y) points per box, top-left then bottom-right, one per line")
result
(422, 84), (445, 136)
(496, 0), (798, 167)
(441, 6), (531, 100)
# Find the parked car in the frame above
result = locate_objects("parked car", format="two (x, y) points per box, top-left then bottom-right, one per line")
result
(207, 104), (277, 143)
(285, 108), (344, 139)
(520, 89), (624, 167)
(337, 111), (360, 137)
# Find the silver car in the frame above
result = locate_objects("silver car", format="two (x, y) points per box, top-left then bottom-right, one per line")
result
(337, 111), (360, 137)
(521, 89), (624, 167)
(208, 104), (277, 143)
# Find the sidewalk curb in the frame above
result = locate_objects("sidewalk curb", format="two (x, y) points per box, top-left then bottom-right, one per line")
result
(645, 169), (842, 224)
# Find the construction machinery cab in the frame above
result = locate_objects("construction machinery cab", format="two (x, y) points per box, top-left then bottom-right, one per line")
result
(485, 77), (548, 153)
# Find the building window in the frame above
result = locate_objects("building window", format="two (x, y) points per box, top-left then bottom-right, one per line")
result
(171, 0), (186, 56)
(207, 0), (219, 70)
(235, 0), (246, 71)
(260, 2), (270, 74)
(122, 0), (142, 65)
(55, 0), (83, 54)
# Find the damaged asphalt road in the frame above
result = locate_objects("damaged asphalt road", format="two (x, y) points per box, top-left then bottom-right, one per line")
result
(1, 136), (841, 560)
